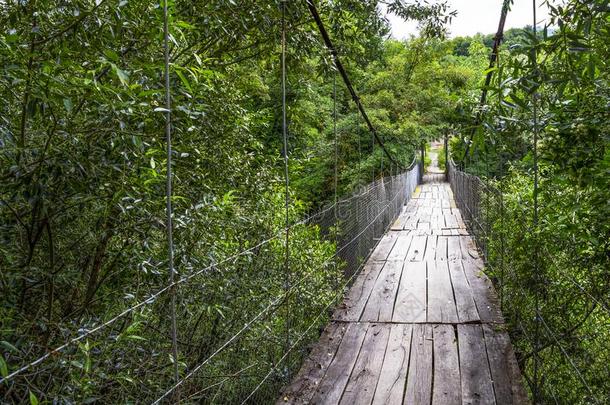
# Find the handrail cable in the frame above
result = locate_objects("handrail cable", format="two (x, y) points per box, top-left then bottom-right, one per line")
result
(305, 0), (404, 169)
(162, 0), (180, 393)
(280, 0), (292, 381)
(538, 313), (600, 403)
(461, 0), (512, 163)
(240, 245), (366, 404)
(0, 199), (346, 385)
(0, 156), (420, 386)
(531, 0), (542, 401)
(150, 166), (415, 403)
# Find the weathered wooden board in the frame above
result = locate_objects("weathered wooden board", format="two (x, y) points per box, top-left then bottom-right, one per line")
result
(309, 323), (368, 404)
(432, 324), (461, 404)
(387, 232), (413, 261)
(458, 324), (496, 405)
(333, 262), (385, 322)
(436, 236), (448, 260)
(361, 261), (403, 322)
(370, 231), (399, 261)
(392, 260), (427, 322)
(406, 235), (427, 262)
(427, 261), (459, 323)
(462, 259), (503, 323)
(371, 324), (412, 405)
(277, 323), (346, 404)
(424, 235), (438, 260)
(483, 324), (529, 405)
(448, 260), (480, 323)
(404, 324), (433, 404)
(340, 324), (390, 405)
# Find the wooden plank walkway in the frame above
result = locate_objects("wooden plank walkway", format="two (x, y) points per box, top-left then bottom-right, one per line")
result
(278, 165), (529, 404)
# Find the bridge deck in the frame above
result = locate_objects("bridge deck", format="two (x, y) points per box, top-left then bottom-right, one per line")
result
(279, 172), (528, 404)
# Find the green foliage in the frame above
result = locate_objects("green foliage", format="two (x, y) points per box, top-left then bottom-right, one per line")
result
(0, 0), (456, 403)
(450, 1), (610, 402)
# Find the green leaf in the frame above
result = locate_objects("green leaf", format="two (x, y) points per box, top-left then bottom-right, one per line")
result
(111, 63), (129, 86)
(29, 391), (39, 405)
(63, 98), (73, 113)
(175, 69), (192, 92)
(0, 341), (19, 353)
(0, 355), (8, 377)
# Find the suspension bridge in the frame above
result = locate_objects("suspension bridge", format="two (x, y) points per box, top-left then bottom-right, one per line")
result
(2, 0), (606, 404)
(279, 143), (528, 404)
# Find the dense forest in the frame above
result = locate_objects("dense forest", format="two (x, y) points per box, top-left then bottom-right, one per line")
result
(0, 0), (608, 403)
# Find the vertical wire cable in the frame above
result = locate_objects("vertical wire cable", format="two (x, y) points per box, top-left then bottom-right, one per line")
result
(281, 0), (291, 381)
(333, 68), (339, 292)
(371, 129), (375, 182)
(497, 53), (506, 312)
(531, 0), (541, 402)
(163, 0), (180, 395)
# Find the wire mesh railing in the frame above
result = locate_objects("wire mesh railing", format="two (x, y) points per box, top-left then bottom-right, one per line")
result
(448, 158), (610, 404)
(1, 160), (421, 404)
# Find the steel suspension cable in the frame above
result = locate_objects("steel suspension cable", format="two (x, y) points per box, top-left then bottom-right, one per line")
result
(531, 0), (542, 401)
(281, 0), (292, 381)
(333, 68), (339, 291)
(305, 0), (404, 169)
(461, 0), (512, 164)
(162, 0), (180, 393)
(150, 164), (418, 403)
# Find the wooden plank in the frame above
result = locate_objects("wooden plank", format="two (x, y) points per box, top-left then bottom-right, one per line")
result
(417, 221), (430, 231)
(372, 324), (412, 405)
(460, 235), (480, 260)
(436, 236), (448, 261)
(406, 235), (427, 262)
(277, 323), (346, 404)
(391, 209), (408, 230)
(310, 323), (368, 404)
(424, 235), (437, 260)
(370, 231), (399, 261)
(387, 232), (413, 261)
(404, 324), (433, 404)
(340, 324), (391, 405)
(333, 262), (385, 322)
(462, 259), (503, 323)
(361, 261), (403, 322)
(392, 260), (427, 322)
(443, 208), (459, 228)
(458, 324), (496, 405)
(447, 260), (480, 323)
(482, 324), (529, 405)
(448, 236), (462, 261)
(432, 324), (461, 405)
(427, 261), (458, 323)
